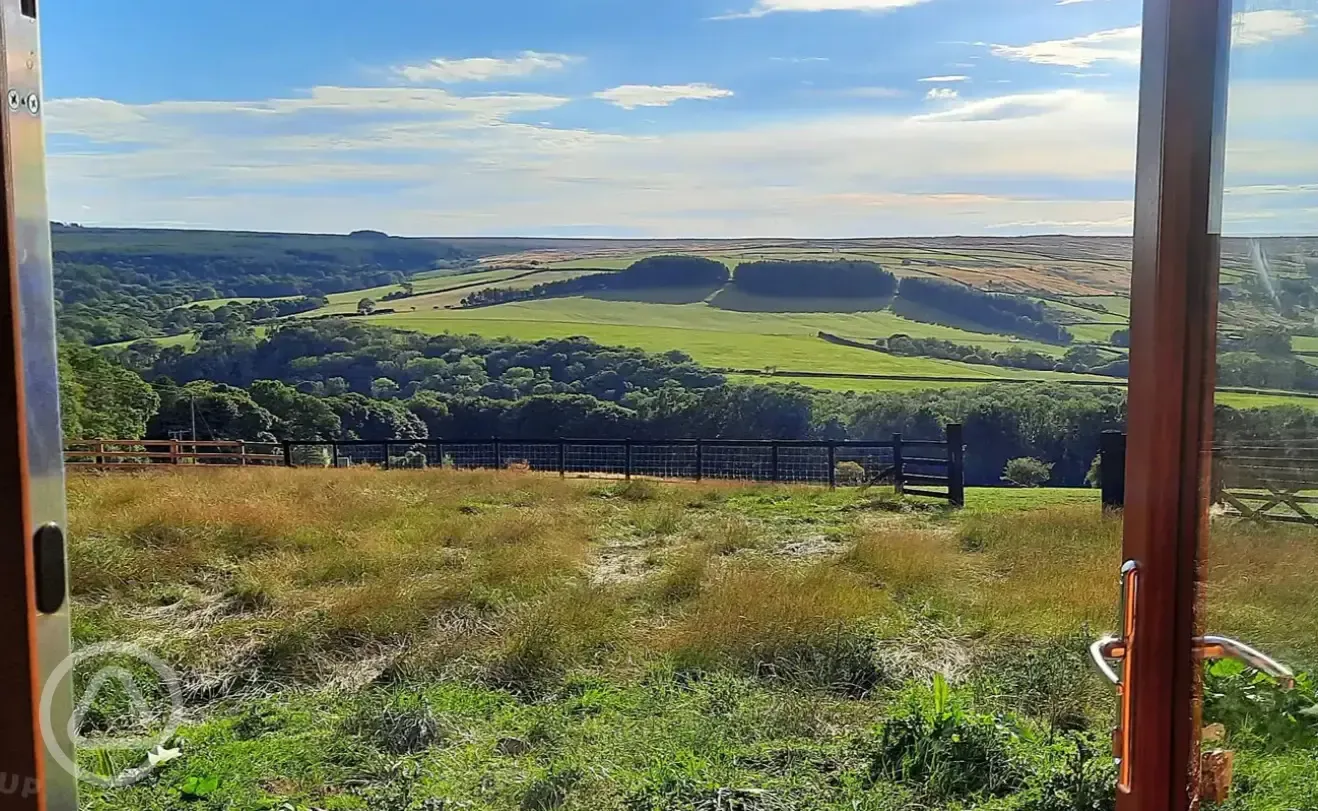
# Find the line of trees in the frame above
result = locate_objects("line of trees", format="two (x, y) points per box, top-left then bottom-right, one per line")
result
(64, 319), (1318, 488)
(895, 277), (1074, 344)
(878, 335), (1129, 377)
(461, 256), (728, 308)
(730, 260), (897, 299)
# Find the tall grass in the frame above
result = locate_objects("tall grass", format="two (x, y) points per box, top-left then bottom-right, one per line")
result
(68, 469), (1318, 698)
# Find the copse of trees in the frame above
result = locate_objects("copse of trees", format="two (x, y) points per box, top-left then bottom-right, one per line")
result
(880, 334), (1129, 377)
(114, 319), (727, 406)
(460, 255), (729, 308)
(731, 260), (897, 299)
(895, 277), (1074, 344)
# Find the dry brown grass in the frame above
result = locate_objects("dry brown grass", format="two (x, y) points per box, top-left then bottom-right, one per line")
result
(1204, 519), (1318, 666)
(67, 469), (1318, 694)
(661, 564), (894, 672)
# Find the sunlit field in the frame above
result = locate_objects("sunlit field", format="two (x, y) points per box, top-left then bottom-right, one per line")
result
(66, 468), (1318, 810)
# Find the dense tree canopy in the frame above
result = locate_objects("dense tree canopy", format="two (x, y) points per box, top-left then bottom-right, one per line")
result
(895, 278), (1073, 344)
(59, 344), (160, 440)
(115, 320), (725, 404)
(731, 260), (897, 299)
(460, 256), (729, 308)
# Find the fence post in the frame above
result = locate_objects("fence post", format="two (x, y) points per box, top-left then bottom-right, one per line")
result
(771, 442), (780, 482)
(382, 442), (391, 470)
(892, 433), (905, 495)
(239, 441), (248, 467)
(493, 438), (502, 471)
(94, 439), (104, 468)
(625, 439), (634, 481)
(696, 439), (704, 482)
(169, 439), (180, 466)
(1100, 430), (1127, 510)
(332, 442), (341, 469)
(946, 424), (965, 507)
(282, 441), (292, 468)
(828, 443), (837, 489)
(1210, 452), (1224, 507)
(558, 440), (566, 478)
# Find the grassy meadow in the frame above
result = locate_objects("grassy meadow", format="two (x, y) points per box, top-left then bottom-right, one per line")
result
(67, 468), (1318, 810)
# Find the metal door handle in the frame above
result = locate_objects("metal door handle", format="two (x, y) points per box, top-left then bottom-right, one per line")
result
(1090, 560), (1295, 795)
(1195, 636), (1295, 689)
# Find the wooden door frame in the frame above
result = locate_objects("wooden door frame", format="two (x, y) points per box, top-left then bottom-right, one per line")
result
(1122, 0), (1233, 809)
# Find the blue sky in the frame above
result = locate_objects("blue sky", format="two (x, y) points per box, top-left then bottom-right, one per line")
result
(38, 0), (1318, 237)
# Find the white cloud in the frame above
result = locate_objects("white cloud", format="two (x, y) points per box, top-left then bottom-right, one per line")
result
(592, 83), (734, 109)
(919, 75), (969, 82)
(1056, 0), (1102, 5)
(1231, 9), (1310, 45)
(925, 88), (959, 101)
(992, 10), (1311, 68)
(393, 51), (579, 83)
(716, 0), (930, 19)
(991, 25), (1141, 68)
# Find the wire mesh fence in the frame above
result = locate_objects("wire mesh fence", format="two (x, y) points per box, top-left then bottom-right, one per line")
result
(1099, 430), (1318, 525)
(279, 428), (966, 505)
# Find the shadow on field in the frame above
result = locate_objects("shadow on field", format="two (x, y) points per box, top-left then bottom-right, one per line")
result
(580, 282), (726, 305)
(709, 287), (895, 313)
(889, 297), (1021, 339)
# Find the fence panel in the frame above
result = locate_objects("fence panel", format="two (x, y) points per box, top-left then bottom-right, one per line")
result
(834, 444), (898, 487)
(699, 444), (774, 482)
(631, 443), (699, 480)
(565, 443), (628, 477)
(71, 428), (966, 505)
(777, 446), (831, 484)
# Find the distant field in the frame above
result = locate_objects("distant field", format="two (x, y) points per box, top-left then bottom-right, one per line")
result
(371, 296), (1075, 353)
(370, 299), (1121, 383)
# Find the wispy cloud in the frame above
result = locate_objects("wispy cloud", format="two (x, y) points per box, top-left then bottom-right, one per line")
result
(714, 0), (931, 20)
(990, 25), (1140, 68)
(393, 51), (579, 83)
(991, 10), (1311, 68)
(1232, 8), (1311, 45)
(919, 75), (969, 82)
(592, 83), (734, 109)
(925, 87), (959, 101)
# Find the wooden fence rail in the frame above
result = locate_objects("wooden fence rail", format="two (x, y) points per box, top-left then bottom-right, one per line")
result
(64, 440), (283, 469)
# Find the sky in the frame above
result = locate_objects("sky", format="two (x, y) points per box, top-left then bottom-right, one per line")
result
(37, 0), (1318, 237)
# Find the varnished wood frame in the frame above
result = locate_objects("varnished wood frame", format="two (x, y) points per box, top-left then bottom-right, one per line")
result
(1122, 0), (1233, 809)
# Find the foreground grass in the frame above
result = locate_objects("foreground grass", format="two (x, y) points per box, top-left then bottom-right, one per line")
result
(67, 469), (1318, 810)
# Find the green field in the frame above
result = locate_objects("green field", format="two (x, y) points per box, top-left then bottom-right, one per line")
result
(369, 297), (1120, 383)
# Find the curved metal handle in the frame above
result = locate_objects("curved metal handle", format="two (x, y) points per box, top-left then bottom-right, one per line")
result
(1198, 635), (1296, 689)
(1089, 635), (1124, 686)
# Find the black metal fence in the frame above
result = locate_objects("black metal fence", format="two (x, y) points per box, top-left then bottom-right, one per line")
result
(1100, 430), (1318, 525)
(281, 424), (966, 505)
